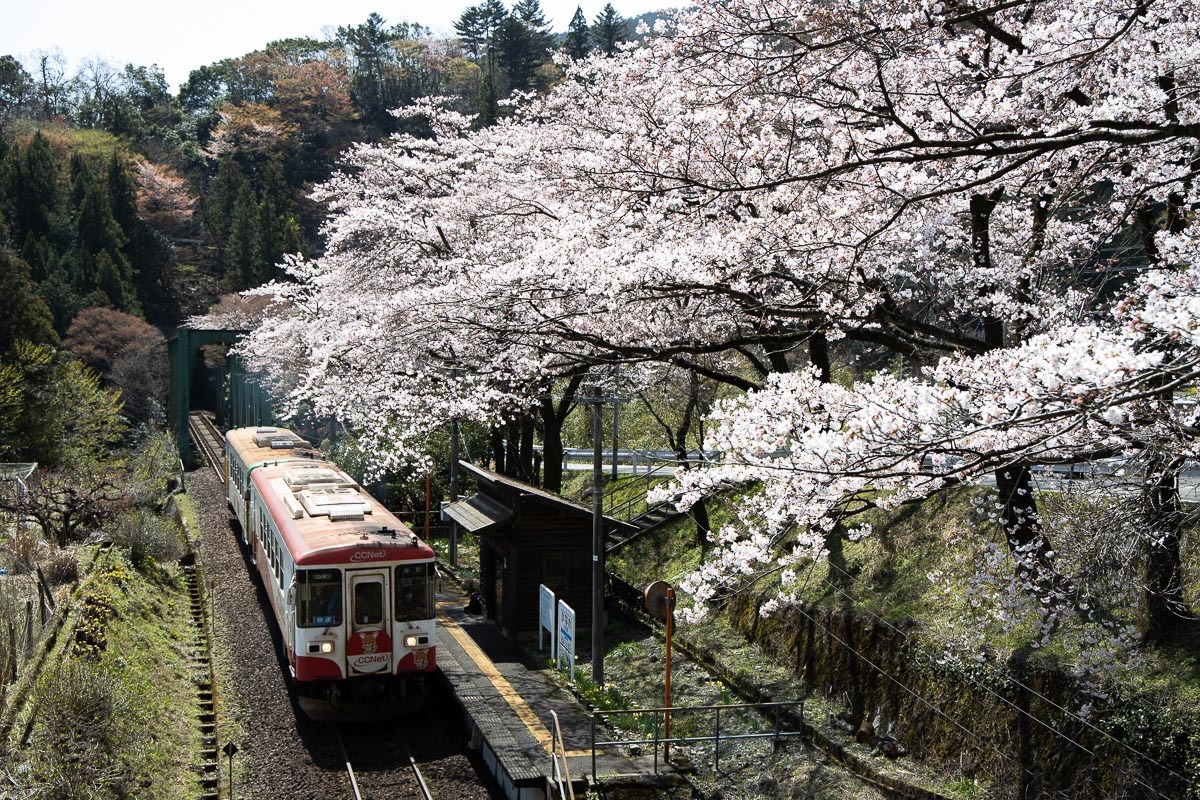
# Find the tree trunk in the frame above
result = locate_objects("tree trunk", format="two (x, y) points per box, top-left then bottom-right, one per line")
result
(489, 425), (505, 474)
(537, 373), (585, 494)
(993, 464), (1054, 585)
(1143, 457), (1188, 642)
(972, 190), (1056, 584)
(692, 497), (711, 549)
(519, 414), (536, 484)
(541, 410), (566, 493)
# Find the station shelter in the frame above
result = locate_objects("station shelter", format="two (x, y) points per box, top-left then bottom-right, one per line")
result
(443, 462), (637, 640)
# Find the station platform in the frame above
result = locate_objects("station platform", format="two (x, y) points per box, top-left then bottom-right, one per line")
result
(435, 586), (681, 800)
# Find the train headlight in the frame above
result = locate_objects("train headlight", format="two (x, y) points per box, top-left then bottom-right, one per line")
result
(404, 635), (429, 648)
(320, 641), (334, 653)
(308, 641), (335, 654)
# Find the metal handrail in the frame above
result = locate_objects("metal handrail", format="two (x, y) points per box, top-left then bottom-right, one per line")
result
(549, 710), (575, 800)
(590, 700), (804, 776)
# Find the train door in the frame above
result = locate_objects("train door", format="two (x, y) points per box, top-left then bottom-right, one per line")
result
(345, 570), (392, 675)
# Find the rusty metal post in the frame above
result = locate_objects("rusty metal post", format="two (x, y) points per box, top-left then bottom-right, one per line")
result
(6, 623), (15, 682)
(424, 471), (431, 541)
(664, 586), (675, 762)
(23, 601), (32, 661)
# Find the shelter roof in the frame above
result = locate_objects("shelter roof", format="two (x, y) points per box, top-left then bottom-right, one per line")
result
(456, 461), (638, 533)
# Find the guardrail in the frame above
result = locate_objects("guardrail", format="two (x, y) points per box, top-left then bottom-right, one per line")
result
(549, 709), (576, 800)
(555, 448), (718, 476)
(591, 700), (806, 776)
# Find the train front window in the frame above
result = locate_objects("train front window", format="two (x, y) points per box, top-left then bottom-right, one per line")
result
(354, 580), (383, 626)
(395, 563), (433, 621)
(299, 569), (342, 628)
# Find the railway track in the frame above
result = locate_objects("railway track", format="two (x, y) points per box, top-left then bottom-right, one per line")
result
(335, 722), (435, 800)
(188, 411), (225, 478)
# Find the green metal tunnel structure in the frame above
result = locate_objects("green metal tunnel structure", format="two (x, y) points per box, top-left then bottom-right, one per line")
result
(168, 327), (276, 466)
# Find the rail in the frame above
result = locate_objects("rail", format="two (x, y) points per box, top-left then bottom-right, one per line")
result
(335, 723), (434, 800)
(549, 710), (575, 800)
(591, 700), (806, 776)
(333, 725), (364, 800)
(187, 413), (225, 479)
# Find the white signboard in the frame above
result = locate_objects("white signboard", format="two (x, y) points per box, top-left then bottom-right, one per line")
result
(538, 584), (557, 658)
(557, 599), (576, 684)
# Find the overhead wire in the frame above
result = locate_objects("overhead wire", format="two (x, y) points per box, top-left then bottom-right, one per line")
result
(810, 554), (1188, 798)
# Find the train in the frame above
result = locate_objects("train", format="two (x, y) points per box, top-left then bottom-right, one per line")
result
(223, 426), (437, 719)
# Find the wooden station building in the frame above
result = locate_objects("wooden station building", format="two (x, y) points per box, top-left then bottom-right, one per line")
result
(443, 462), (637, 640)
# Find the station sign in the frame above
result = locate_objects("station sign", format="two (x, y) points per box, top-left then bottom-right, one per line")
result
(557, 600), (576, 684)
(538, 584), (557, 659)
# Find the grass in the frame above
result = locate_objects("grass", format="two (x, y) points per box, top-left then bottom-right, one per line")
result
(11, 548), (206, 800)
(431, 529), (482, 588)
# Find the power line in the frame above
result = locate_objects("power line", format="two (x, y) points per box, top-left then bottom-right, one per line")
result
(812, 556), (1187, 798)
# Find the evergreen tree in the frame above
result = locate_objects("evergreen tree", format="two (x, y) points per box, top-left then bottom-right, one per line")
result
(454, 6), (489, 62)
(338, 13), (399, 131)
(256, 159), (302, 284)
(94, 250), (138, 313)
(0, 56), (35, 121)
(37, 266), (84, 335)
(476, 72), (500, 129)
(74, 178), (138, 313)
(225, 182), (263, 290)
(0, 247), (57, 357)
(514, 0), (555, 54)
(0, 133), (59, 248)
(565, 7), (592, 60)
(20, 232), (52, 283)
(201, 156), (252, 261)
(479, 0), (510, 71)
(496, 16), (539, 92)
(592, 3), (628, 56)
(106, 152), (174, 323)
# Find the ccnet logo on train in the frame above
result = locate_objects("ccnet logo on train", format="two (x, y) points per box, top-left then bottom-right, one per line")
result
(348, 629), (392, 672)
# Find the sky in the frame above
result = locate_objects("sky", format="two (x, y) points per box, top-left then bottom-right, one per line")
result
(3, 0), (693, 92)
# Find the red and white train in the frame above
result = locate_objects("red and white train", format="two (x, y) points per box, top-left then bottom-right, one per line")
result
(223, 426), (437, 718)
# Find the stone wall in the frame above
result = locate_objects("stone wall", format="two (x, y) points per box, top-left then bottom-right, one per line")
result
(725, 592), (1188, 799)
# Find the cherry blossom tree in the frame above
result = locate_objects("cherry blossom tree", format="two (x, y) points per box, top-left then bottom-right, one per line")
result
(240, 0), (1200, 644)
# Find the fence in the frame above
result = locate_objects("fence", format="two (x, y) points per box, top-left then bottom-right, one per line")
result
(0, 567), (57, 714)
(559, 448), (717, 477)
(591, 700), (806, 776)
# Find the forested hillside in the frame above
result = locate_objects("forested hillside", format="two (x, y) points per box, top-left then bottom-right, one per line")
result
(0, 1), (645, 469)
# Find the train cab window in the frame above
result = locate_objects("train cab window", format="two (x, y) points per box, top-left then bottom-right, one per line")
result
(354, 581), (383, 626)
(299, 570), (342, 627)
(395, 564), (433, 621)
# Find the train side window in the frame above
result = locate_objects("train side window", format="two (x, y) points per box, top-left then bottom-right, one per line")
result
(299, 570), (342, 627)
(395, 563), (433, 621)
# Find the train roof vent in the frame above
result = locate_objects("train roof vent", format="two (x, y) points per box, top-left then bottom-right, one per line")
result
(284, 466), (345, 488)
(254, 431), (301, 448)
(298, 487), (371, 521)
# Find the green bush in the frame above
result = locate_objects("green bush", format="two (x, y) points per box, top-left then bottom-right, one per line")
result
(110, 510), (184, 567)
(124, 431), (180, 509)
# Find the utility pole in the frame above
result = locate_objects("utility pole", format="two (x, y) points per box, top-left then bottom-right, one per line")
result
(450, 404), (460, 567)
(448, 367), (460, 566)
(590, 383), (605, 685)
(611, 363), (620, 481)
